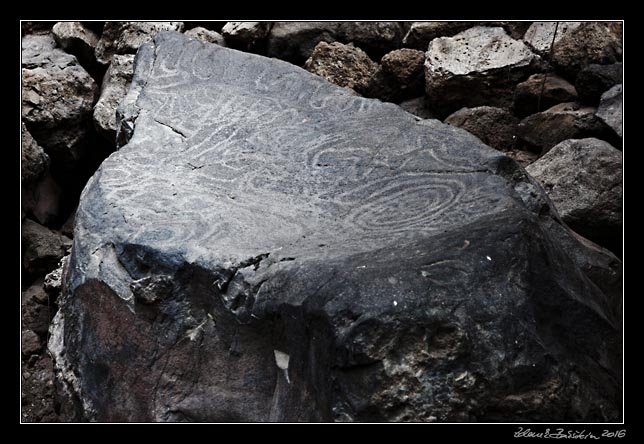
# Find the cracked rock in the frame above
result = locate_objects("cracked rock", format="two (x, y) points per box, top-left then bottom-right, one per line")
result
(93, 54), (135, 142)
(52, 32), (621, 423)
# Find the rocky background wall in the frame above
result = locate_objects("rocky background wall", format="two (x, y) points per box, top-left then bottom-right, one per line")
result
(20, 21), (622, 422)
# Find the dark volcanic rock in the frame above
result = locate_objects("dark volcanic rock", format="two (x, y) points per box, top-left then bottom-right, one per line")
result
(267, 22), (404, 65)
(21, 34), (98, 171)
(52, 32), (621, 423)
(22, 219), (71, 278)
(365, 48), (425, 103)
(513, 73), (578, 118)
(551, 23), (623, 81)
(95, 22), (184, 66)
(22, 281), (51, 337)
(93, 54), (135, 141)
(575, 63), (622, 105)
(21, 123), (50, 185)
(596, 84), (622, 141)
(425, 26), (540, 118)
(304, 42), (377, 95)
(526, 138), (622, 255)
(444, 106), (519, 152)
(397, 96), (436, 120)
(52, 22), (99, 67)
(517, 102), (611, 154)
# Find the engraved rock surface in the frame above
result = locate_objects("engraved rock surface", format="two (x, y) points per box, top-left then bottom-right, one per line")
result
(52, 32), (621, 422)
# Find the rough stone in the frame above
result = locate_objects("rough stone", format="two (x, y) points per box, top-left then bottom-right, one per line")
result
(44, 254), (70, 297)
(185, 27), (227, 46)
(21, 353), (58, 422)
(52, 32), (621, 423)
(22, 21), (53, 35)
(523, 22), (581, 54)
(397, 96), (436, 120)
(221, 22), (270, 48)
(23, 330), (42, 356)
(93, 54), (135, 141)
(402, 22), (474, 50)
(304, 42), (377, 95)
(52, 22), (99, 66)
(267, 22), (404, 65)
(22, 172), (63, 227)
(365, 48), (425, 103)
(21, 123), (50, 185)
(517, 102), (612, 154)
(551, 23), (623, 80)
(526, 138), (622, 255)
(596, 84), (622, 141)
(513, 73), (578, 117)
(22, 282), (51, 337)
(95, 22), (184, 66)
(21, 34), (98, 171)
(575, 63), (622, 105)
(444, 106), (519, 152)
(425, 26), (540, 118)
(22, 219), (72, 278)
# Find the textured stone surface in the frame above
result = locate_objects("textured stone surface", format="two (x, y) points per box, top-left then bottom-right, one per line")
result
(513, 73), (578, 117)
(526, 138), (622, 254)
(551, 22), (623, 80)
(304, 42), (377, 95)
(52, 32), (621, 423)
(93, 54), (135, 141)
(185, 27), (226, 46)
(523, 22), (581, 54)
(21, 123), (50, 185)
(596, 84), (622, 140)
(397, 96), (436, 120)
(425, 27), (539, 118)
(444, 106), (519, 152)
(21, 34), (97, 171)
(95, 22), (184, 66)
(22, 281), (51, 337)
(365, 48), (425, 103)
(52, 22), (99, 66)
(402, 22), (473, 50)
(575, 63), (622, 105)
(517, 102), (611, 153)
(267, 22), (404, 64)
(22, 219), (72, 278)
(23, 330), (42, 356)
(221, 22), (270, 48)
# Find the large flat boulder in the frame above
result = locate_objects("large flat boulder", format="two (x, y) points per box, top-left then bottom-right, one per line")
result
(51, 32), (622, 423)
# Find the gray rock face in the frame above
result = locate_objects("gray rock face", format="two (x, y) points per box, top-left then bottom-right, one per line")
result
(52, 32), (621, 422)
(402, 22), (474, 50)
(596, 84), (622, 140)
(21, 34), (98, 170)
(267, 22), (404, 64)
(517, 102), (611, 154)
(444, 106), (519, 152)
(185, 27), (227, 46)
(523, 22), (581, 54)
(575, 63), (622, 105)
(513, 73), (578, 118)
(425, 27), (539, 118)
(52, 22), (99, 66)
(22, 219), (71, 278)
(95, 22), (185, 66)
(526, 138), (622, 255)
(304, 42), (377, 95)
(365, 48), (425, 103)
(93, 54), (135, 141)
